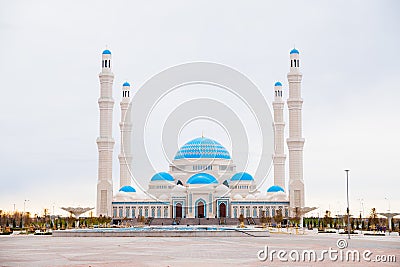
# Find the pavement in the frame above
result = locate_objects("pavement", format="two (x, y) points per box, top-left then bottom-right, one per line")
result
(0, 232), (399, 266)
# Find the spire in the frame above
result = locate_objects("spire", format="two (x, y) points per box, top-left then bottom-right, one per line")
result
(96, 48), (115, 216)
(101, 48), (112, 72)
(272, 81), (286, 189)
(119, 81), (133, 188)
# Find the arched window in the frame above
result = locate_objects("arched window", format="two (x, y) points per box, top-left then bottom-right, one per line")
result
(164, 207), (168, 218)
(109, 60), (111, 68)
(132, 207), (136, 218)
(297, 60), (300, 67)
(291, 60), (293, 67)
(157, 207), (161, 218)
(105, 60), (107, 68)
(102, 60), (104, 68)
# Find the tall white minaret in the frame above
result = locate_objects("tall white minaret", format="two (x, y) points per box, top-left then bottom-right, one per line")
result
(118, 82), (133, 188)
(286, 48), (305, 209)
(96, 49), (115, 216)
(272, 82), (286, 189)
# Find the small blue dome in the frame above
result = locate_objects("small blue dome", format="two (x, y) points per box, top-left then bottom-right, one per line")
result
(290, 48), (299, 54)
(151, 172), (174, 182)
(274, 82), (282, 87)
(174, 137), (231, 160)
(267, 185), (285, 193)
(119, 185), (136, 193)
(102, 49), (111, 55)
(123, 82), (130, 87)
(231, 172), (254, 181)
(187, 173), (218, 184)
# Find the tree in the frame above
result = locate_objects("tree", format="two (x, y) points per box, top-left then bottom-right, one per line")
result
(369, 208), (379, 230)
(323, 210), (332, 229)
(274, 209), (283, 227)
(260, 211), (267, 228)
(238, 214), (245, 228)
(291, 207), (301, 227)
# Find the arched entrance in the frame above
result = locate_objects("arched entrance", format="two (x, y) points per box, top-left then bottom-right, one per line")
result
(197, 201), (205, 218)
(175, 203), (182, 218)
(219, 203), (226, 218)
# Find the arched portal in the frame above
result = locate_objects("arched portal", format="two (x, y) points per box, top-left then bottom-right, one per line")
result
(196, 200), (205, 218)
(219, 203), (226, 218)
(175, 203), (182, 218)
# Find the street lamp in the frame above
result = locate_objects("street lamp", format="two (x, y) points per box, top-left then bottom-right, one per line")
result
(345, 170), (351, 239)
(23, 199), (29, 228)
(384, 197), (391, 212)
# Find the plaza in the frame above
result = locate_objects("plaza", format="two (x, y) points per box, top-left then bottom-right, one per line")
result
(0, 233), (399, 266)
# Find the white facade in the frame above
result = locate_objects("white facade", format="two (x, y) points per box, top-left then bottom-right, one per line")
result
(118, 82), (133, 188)
(96, 50), (115, 217)
(272, 82), (286, 189)
(287, 49), (305, 210)
(95, 48), (306, 219)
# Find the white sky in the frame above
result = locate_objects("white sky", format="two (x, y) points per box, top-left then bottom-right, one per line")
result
(0, 0), (399, 217)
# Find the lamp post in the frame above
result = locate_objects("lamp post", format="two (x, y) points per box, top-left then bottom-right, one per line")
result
(345, 170), (350, 239)
(23, 199), (29, 228)
(384, 197), (390, 212)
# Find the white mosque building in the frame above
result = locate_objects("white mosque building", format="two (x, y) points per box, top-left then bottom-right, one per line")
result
(96, 48), (305, 221)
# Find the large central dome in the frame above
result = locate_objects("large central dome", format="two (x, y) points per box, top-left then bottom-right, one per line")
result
(174, 137), (231, 160)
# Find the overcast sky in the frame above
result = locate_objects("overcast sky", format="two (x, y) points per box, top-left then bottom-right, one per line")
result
(0, 0), (399, 217)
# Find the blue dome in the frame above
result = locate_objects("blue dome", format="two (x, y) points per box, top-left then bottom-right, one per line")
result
(174, 137), (231, 160)
(274, 81), (282, 87)
(267, 185), (285, 193)
(119, 185), (136, 193)
(123, 82), (130, 87)
(102, 49), (111, 55)
(231, 172), (254, 181)
(151, 172), (174, 182)
(187, 173), (218, 184)
(290, 48), (299, 54)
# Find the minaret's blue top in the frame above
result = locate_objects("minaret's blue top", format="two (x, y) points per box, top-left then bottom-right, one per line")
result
(290, 48), (299, 54)
(123, 82), (130, 87)
(274, 81), (282, 86)
(102, 49), (111, 55)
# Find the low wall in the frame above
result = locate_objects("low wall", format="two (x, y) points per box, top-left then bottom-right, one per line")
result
(53, 229), (269, 237)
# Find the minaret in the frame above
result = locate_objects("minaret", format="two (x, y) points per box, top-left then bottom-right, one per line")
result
(118, 82), (133, 188)
(272, 82), (286, 189)
(96, 49), (115, 216)
(286, 48), (305, 209)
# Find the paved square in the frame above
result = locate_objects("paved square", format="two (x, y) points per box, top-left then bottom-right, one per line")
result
(0, 233), (399, 266)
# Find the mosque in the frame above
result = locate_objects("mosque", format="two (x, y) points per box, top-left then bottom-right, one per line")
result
(96, 48), (305, 221)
